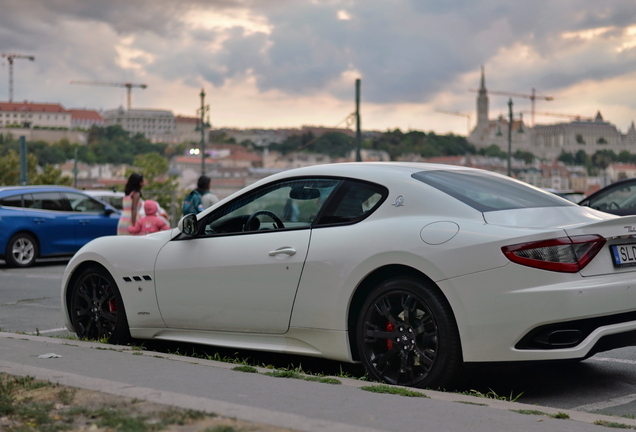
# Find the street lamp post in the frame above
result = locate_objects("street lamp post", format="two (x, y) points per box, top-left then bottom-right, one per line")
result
(506, 98), (524, 177)
(355, 79), (362, 162)
(197, 89), (210, 176)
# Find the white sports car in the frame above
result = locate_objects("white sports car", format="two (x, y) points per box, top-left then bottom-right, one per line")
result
(62, 162), (636, 388)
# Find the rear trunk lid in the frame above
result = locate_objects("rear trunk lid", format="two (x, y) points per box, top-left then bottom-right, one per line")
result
(483, 206), (636, 276)
(563, 215), (636, 276)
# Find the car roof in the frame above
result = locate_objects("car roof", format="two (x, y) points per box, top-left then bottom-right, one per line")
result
(0, 185), (81, 196)
(84, 190), (124, 196)
(256, 161), (499, 186)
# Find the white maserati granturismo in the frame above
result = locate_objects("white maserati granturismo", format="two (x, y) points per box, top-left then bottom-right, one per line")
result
(62, 162), (636, 388)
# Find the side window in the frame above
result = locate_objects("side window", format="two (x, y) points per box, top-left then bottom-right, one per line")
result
(64, 192), (107, 213)
(586, 183), (636, 211)
(0, 194), (23, 208)
(202, 178), (340, 235)
(31, 192), (67, 211)
(317, 180), (387, 226)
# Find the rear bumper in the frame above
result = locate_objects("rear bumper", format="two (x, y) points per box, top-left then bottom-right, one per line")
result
(440, 263), (636, 362)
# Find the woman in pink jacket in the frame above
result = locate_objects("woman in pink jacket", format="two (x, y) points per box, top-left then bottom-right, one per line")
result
(128, 200), (171, 235)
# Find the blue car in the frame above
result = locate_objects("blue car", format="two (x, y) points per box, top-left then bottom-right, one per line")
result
(0, 186), (120, 267)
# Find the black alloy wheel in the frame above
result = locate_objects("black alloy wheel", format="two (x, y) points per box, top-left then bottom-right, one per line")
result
(357, 277), (462, 389)
(69, 266), (130, 344)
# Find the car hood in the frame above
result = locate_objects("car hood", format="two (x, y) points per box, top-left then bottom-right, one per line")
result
(482, 205), (617, 229)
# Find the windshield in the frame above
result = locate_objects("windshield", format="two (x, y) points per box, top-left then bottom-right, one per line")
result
(412, 170), (574, 212)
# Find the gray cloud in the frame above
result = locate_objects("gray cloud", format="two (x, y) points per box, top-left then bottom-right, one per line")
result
(1, 0), (636, 111)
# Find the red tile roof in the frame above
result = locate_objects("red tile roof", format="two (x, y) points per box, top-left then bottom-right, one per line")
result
(0, 102), (67, 112)
(176, 115), (199, 124)
(68, 109), (104, 121)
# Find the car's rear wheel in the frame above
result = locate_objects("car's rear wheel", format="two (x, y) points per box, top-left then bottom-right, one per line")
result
(69, 266), (131, 344)
(5, 233), (38, 267)
(357, 277), (462, 389)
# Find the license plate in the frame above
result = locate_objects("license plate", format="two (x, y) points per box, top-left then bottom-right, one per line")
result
(610, 244), (636, 267)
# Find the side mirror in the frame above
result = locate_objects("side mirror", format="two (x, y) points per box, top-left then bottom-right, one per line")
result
(178, 213), (198, 236)
(104, 207), (117, 216)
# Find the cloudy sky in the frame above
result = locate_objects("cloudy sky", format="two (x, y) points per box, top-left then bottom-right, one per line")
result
(2, 0), (636, 135)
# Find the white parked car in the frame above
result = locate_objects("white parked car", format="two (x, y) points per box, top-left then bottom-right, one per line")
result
(62, 163), (636, 388)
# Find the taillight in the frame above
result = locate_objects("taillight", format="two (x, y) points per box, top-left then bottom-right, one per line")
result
(502, 235), (606, 273)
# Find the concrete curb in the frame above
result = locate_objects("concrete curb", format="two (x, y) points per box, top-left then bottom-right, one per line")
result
(2, 332), (635, 431)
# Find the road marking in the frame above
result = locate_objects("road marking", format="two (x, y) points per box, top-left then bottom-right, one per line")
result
(592, 357), (636, 366)
(571, 357), (636, 412)
(26, 327), (67, 335)
(573, 393), (636, 412)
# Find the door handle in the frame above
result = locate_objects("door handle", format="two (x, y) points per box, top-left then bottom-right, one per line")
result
(268, 247), (297, 257)
(32, 218), (45, 224)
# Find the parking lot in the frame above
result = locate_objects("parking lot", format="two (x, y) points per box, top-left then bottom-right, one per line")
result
(3, 259), (636, 418)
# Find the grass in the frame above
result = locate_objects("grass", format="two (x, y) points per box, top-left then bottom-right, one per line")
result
(457, 388), (524, 402)
(204, 426), (239, 432)
(0, 373), (213, 432)
(511, 409), (570, 420)
(512, 409), (549, 416)
(360, 384), (428, 398)
(232, 365), (258, 373)
(593, 420), (634, 429)
(456, 401), (488, 406)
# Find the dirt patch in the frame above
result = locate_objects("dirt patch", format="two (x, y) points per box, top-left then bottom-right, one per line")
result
(0, 373), (295, 432)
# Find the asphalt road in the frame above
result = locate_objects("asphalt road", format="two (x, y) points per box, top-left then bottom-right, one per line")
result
(2, 259), (636, 419)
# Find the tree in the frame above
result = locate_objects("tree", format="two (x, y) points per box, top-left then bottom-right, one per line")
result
(558, 151), (575, 165)
(0, 149), (70, 186)
(0, 150), (37, 185)
(480, 144), (508, 159)
(514, 150), (536, 164)
(32, 165), (72, 186)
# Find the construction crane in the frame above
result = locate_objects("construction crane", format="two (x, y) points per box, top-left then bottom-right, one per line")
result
(529, 111), (594, 122)
(470, 87), (553, 126)
(1, 53), (35, 102)
(436, 110), (471, 135)
(69, 80), (148, 110)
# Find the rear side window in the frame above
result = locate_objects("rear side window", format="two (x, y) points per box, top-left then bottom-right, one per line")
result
(317, 180), (387, 225)
(413, 170), (572, 212)
(0, 194), (23, 208)
(31, 192), (68, 211)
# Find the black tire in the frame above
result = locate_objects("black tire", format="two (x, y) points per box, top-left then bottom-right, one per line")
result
(69, 266), (131, 344)
(5, 233), (38, 267)
(356, 277), (462, 389)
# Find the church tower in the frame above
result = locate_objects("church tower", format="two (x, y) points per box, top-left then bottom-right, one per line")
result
(477, 65), (489, 130)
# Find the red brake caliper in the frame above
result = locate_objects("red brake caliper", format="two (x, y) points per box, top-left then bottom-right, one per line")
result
(386, 322), (394, 349)
(108, 299), (117, 313)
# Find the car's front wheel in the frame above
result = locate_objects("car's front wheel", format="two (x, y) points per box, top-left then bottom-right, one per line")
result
(69, 266), (131, 344)
(357, 277), (462, 389)
(5, 233), (38, 267)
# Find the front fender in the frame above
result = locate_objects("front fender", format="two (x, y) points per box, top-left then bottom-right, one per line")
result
(61, 230), (177, 333)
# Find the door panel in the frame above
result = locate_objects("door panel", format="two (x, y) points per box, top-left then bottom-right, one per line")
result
(154, 230), (310, 334)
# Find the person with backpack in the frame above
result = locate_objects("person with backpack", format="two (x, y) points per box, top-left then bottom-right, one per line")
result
(183, 175), (218, 215)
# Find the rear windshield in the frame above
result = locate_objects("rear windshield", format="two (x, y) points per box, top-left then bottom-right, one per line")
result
(412, 170), (573, 212)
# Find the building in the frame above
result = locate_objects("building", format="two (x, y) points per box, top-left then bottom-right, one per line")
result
(0, 101), (71, 129)
(68, 109), (105, 129)
(606, 163), (636, 182)
(103, 106), (178, 142)
(175, 115), (201, 143)
(467, 68), (636, 160)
